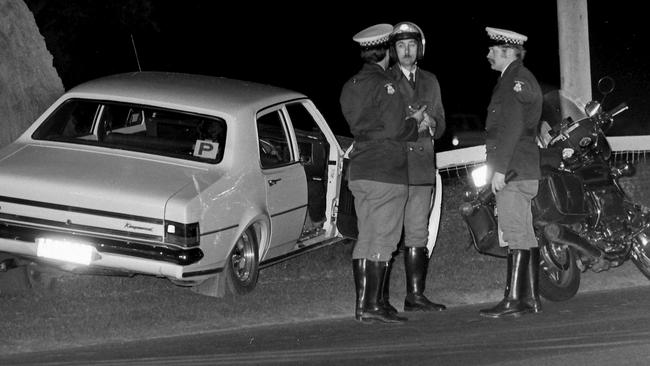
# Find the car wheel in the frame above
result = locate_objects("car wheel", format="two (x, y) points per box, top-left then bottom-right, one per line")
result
(225, 226), (259, 295)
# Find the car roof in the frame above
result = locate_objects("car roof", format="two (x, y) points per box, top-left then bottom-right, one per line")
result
(66, 72), (307, 114)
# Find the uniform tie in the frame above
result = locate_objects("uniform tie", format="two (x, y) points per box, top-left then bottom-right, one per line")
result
(408, 72), (416, 89)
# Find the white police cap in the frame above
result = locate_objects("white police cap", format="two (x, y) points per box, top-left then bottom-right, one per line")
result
(486, 27), (528, 46)
(353, 23), (393, 48)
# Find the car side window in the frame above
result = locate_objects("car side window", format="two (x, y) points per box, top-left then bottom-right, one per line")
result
(285, 102), (320, 132)
(32, 99), (226, 164)
(60, 101), (99, 138)
(257, 110), (293, 169)
(285, 101), (330, 225)
(285, 102), (328, 167)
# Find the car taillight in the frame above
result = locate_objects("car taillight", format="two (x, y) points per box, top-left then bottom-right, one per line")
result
(165, 221), (200, 247)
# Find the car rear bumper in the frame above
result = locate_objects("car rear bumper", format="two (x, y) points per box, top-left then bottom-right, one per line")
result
(0, 223), (204, 280)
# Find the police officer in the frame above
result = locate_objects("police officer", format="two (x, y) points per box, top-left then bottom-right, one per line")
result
(388, 22), (446, 312)
(479, 27), (543, 318)
(340, 23), (429, 323)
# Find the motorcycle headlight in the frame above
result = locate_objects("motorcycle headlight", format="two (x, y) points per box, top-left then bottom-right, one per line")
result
(471, 165), (489, 188)
(584, 100), (602, 117)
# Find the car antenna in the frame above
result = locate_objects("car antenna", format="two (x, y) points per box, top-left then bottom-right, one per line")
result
(130, 34), (142, 72)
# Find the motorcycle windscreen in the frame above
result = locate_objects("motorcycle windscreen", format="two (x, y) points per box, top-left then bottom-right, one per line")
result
(541, 89), (587, 131)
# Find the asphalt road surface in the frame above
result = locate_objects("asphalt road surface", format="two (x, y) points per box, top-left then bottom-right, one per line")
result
(4, 285), (650, 366)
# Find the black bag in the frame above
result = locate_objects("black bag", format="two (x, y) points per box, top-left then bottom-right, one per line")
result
(461, 203), (507, 258)
(533, 172), (587, 224)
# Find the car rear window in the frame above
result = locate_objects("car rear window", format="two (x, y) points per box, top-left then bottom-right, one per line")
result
(32, 99), (226, 164)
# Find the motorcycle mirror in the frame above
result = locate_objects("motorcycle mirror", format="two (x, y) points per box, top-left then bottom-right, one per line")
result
(596, 76), (615, 107)
(598, 76), (615, 95)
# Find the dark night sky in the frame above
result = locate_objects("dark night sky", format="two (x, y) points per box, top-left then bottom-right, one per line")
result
(28, 1), (650, 146)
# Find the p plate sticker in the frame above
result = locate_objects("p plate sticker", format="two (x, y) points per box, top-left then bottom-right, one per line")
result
(194, 140), (219, 159)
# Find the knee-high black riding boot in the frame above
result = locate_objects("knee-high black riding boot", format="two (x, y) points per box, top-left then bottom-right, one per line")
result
(503, 251), (513, 297)
(522, 247), (542, 313)
(353, 259), (367, 320)
(380, 260), (398, 315)
(479, 249), (532, 318)
(357, 260), (407, 323)
(404, 247), (446, 312)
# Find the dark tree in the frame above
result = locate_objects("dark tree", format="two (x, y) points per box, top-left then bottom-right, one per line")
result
(24, 0), (158, 89)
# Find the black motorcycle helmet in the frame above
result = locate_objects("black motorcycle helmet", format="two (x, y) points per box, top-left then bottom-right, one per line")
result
(390, 21), (426, 61)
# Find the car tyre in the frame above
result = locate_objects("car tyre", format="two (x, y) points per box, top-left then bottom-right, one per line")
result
(225, 226), (260, 295)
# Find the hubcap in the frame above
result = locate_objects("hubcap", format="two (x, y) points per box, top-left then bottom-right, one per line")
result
(231, 230), (255, 283)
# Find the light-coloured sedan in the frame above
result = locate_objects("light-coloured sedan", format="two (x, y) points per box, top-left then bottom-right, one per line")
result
(0, 72), (355, 297)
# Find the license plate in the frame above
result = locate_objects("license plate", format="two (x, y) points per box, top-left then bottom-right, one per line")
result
(36, 238), (97, 265)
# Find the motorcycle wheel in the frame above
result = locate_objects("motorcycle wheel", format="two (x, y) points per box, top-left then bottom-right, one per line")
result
(539, 245), (581, 301)
(631, 236), (650, 279)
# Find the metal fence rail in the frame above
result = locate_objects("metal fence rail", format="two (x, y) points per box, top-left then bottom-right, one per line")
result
(435, 135), (650, 181)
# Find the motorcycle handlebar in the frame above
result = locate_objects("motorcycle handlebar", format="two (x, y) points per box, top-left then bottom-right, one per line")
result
(608, 102), (629, 117)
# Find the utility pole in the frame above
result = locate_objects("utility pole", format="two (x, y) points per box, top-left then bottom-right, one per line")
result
(557, 0), (591, 113)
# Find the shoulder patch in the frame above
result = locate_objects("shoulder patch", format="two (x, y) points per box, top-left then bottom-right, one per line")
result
(513, 80), (525, 92)
(384, 83), (395, 95)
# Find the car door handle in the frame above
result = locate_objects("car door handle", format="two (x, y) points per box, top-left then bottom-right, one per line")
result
(267, 178), (282, 186)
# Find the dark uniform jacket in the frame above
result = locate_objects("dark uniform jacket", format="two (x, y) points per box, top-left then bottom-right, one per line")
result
(340, 63), (419, 185)
(388, 66), (446, 185)
(485, 59), (542, 181)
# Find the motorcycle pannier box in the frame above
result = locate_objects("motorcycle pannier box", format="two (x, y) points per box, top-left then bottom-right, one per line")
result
(461, 204), (507, 258)
(533, 172), (587, 224)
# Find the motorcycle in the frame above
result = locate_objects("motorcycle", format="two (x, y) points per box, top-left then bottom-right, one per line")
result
(459, 77), (650, 301)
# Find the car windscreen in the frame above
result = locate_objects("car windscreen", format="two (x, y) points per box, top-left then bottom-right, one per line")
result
(32, 99), (226, 164)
